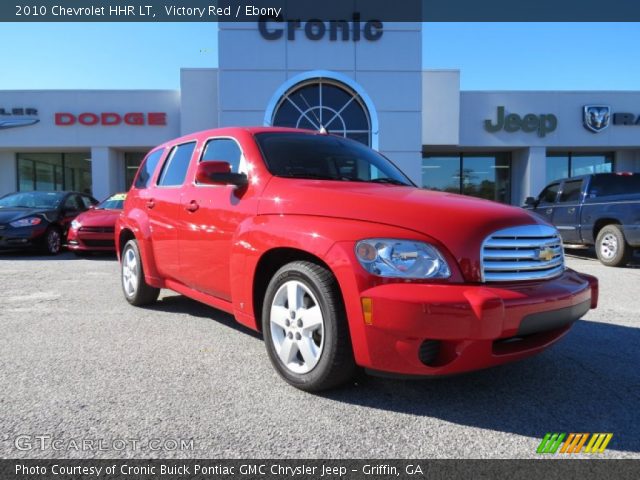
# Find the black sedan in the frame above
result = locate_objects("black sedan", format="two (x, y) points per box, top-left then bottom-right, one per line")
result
(0, 191), (98, 254)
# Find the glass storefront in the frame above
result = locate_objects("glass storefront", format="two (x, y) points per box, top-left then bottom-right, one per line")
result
(17, 153), (92, 194)
(545, 152), (614, 184)
(124, 152), (146, 189)
(422, 153), (511, 203)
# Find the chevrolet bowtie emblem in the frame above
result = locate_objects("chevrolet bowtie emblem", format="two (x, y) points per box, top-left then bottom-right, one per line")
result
(538, 247), (555, 262)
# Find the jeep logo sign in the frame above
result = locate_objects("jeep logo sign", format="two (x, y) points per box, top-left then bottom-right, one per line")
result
(258, 13), (383, 42)
(484, 106), (557, 137)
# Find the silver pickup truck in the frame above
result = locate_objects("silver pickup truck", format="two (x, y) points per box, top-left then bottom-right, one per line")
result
(525, 173), (640, 267)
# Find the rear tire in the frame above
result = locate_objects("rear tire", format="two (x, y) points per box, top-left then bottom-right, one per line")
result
(121, 239), (160, 306)
(596, 224), (631, 267)
(262, 261), (356, 392)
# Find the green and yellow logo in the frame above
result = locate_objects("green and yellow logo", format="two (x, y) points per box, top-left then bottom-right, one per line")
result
(537, 433), (613, 454)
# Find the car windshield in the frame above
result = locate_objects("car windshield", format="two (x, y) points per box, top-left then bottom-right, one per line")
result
(98, 193), (126, 210)
(0, 191), (65, 209)
(255, 132), (414, 186)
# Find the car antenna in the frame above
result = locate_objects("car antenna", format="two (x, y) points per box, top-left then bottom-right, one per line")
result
(298, 93), (325, 133)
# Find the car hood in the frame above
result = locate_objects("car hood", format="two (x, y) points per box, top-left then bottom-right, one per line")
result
(0, 208), (55, 224)
(258, 179), (548, 281)
(74, 209), (121, 227)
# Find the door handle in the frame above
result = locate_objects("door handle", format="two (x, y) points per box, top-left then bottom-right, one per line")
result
(568, 207), (575, 214)
(146, 199), (155, 209)
(186, 200), (199, 212)
(546, 208), (553, 215)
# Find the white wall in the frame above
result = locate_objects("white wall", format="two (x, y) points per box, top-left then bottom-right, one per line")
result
(422, 70), (460, 145)
(180, 69), (219, 135)
(0, 151), (16, 195)
(0, 90), (180, 149)
(218, 21), (424, 183)
(460, 91), (640, 148)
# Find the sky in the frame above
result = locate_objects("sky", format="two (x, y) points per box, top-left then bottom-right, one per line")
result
(1, 22), (639, 91)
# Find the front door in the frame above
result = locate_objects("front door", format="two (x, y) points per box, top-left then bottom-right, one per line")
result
(553, 179), (584, 244)
(534, 182), (560, 223)
(178, 137), (250, 300)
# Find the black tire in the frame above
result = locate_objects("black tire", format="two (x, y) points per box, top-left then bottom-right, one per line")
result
(262, 261), (356, 392)
(595, 224), (631, 267)
(121, 239), (160, 306)
(42, 226), (62, 255)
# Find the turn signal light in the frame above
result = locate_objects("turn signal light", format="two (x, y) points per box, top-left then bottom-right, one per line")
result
(361, 297), (373, 325)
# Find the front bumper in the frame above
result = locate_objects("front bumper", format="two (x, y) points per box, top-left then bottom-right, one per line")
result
(0, 226), (46, 249)
(355, 269), (598, 376)
(67, 228), (115, 251)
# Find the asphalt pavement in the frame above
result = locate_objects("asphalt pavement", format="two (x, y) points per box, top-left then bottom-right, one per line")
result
(0, 248), (638, 459)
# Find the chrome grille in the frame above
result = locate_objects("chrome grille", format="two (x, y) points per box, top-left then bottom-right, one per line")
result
(481, 225), (564, 282)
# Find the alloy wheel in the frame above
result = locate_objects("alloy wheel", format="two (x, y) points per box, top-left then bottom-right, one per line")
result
(269, 280), (325, 374)
(122, 247), (139, 297)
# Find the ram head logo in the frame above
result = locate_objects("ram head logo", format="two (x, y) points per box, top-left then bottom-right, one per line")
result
(583, 105), (610, 133)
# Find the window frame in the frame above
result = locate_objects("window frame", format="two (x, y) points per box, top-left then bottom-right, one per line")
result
(558, 179), (584, 204)
(193, 136), (247, 188)
(156, 141), (197, 189)
(132, 148), (165, 190)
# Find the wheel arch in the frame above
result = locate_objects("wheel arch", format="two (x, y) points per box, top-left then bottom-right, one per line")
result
(593, 217), (622, 240)
(251, 247), (339, 332)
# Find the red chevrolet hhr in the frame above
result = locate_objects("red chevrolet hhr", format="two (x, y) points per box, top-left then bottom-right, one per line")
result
(116, 127), (598, 391)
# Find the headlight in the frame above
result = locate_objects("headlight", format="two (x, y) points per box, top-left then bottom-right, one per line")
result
(9, 216), (42, 228)
(71, 219), (81, 230)
(355, 238), (451, 279)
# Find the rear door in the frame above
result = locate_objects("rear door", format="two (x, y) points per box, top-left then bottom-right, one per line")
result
(145, 141), (197, 281)
(553, 179), (584, 243)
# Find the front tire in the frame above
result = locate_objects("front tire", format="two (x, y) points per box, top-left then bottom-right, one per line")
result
(262, 261), (356, 392)
(42, 226), (62, 255)
(121, 239), (160, 306)
(596, 224), (631, 267)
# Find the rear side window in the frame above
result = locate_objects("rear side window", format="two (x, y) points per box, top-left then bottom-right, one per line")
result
(559, 180), (583, 203)
(134, 149), (164, 189)
(590, 174), (640, 197)
(158, 142), (196, 187)
(539, 183), (559, 204)
(201, 138), (242, 172)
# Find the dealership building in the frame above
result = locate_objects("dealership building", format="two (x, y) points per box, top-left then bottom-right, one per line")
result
(1, 21), (639, 204)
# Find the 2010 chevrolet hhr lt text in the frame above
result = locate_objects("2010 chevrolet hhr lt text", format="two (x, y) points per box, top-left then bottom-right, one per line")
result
(116, 127), (598, 391)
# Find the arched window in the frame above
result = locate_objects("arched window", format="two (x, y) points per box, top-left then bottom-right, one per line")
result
(271, 78), (372, 146)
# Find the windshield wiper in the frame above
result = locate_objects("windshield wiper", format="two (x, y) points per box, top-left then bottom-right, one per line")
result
(368, 178), (410, 186)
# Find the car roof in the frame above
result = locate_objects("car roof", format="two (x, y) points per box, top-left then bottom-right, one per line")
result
(151, 126), (323, 150)
(549, 172), (637, 185)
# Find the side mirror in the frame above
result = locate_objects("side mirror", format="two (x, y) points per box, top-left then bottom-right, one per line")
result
(196, 161), (248, 188)
(524, 196), (537, 207)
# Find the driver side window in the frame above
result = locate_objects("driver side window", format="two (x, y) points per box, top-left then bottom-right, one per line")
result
(63, 195), (82, 211)
(539, 183), (560, 204)
(201, 138), (243, 173)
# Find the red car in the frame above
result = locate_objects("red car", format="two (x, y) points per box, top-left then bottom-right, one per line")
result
(116, 127), (598, 391)
(67, 193), (126, 253)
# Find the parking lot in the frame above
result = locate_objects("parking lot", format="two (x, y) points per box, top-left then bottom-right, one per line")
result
(0, 249), (638, 459)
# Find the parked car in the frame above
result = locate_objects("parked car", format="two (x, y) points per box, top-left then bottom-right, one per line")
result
(525, 173), (640, 267)
(67, 193), (126, 254)
(0, 191), (98, 255)
(116, 127), (598, 391)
